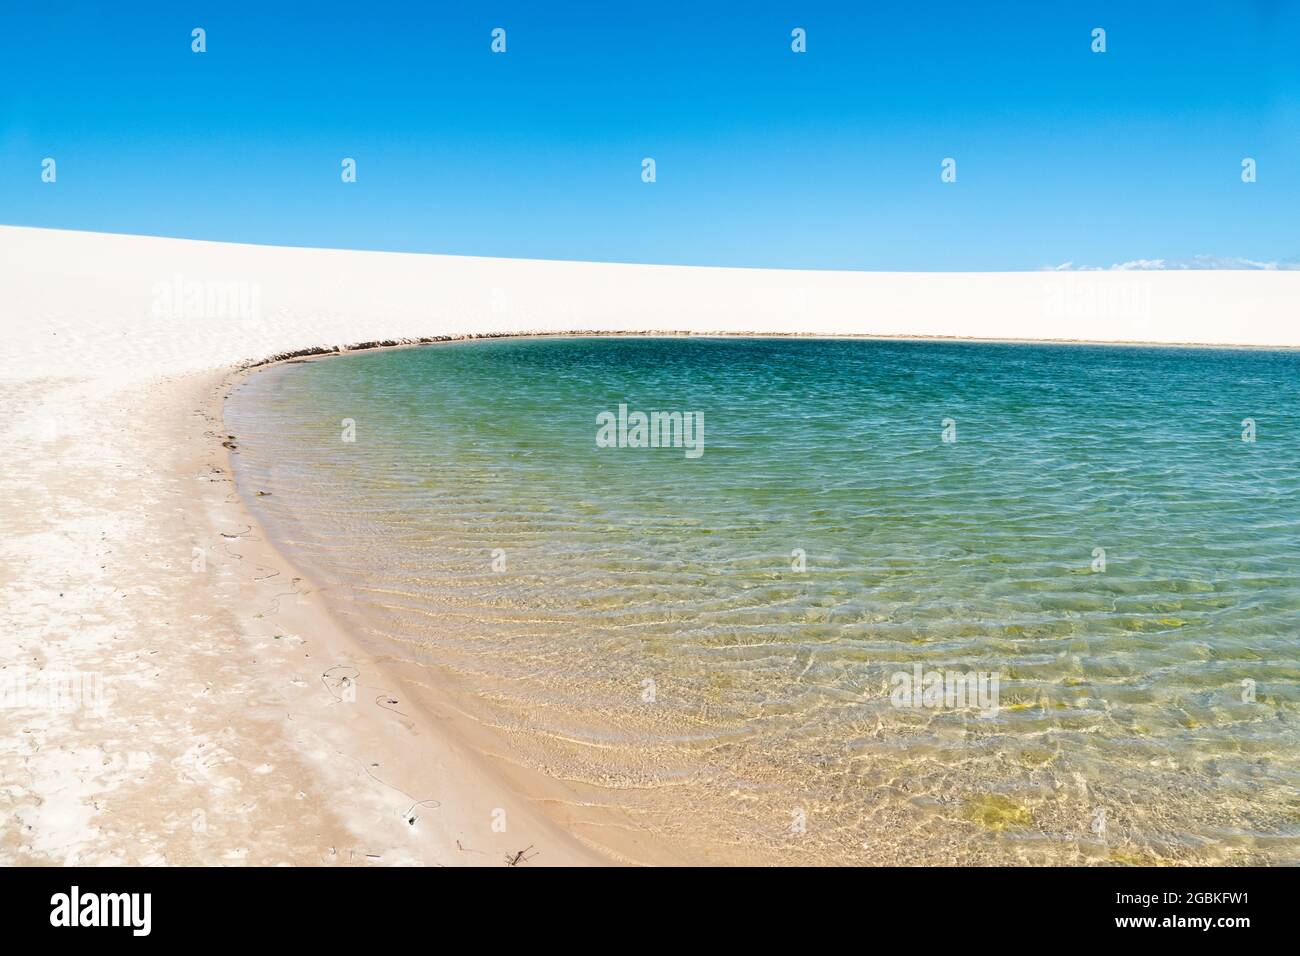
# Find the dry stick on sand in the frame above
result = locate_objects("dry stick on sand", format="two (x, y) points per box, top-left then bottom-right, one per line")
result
(505, 845), (537, 866)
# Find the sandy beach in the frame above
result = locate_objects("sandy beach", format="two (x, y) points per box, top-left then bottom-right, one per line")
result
(2, 224), (1298, 867)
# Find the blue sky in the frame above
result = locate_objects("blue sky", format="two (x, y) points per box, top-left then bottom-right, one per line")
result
(1, 1), (1297, 270)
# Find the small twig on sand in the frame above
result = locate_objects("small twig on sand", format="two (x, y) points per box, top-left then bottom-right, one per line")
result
(505, 845), (537, 867)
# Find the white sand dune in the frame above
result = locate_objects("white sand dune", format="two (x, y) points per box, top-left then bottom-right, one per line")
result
(4, 227), (1299, 388)
(1, 224), (1296, 866)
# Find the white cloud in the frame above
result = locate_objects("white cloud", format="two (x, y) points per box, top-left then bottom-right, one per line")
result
(1044, 255), (1300, 271)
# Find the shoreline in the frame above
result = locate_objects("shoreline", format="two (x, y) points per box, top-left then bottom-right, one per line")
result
(224, 354), (700, 865)
(214, 364), (618, 867)
(244, 331), (1300, 373)
(0, 363), (609, 865)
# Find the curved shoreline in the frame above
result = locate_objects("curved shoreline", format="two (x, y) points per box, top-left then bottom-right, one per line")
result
(219, 358), (625, 866)
(240, 330), (1300, 374)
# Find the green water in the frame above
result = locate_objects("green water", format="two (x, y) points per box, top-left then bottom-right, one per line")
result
(228, 337), (1300, 864)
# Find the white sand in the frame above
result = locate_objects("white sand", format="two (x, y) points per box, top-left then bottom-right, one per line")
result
(1, 224), (1296, 866)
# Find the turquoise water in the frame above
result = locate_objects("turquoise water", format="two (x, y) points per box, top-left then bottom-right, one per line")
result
(228, 337), (1300, 864)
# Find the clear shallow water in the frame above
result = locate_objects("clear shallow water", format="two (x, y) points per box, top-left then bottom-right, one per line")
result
(228, 337), (1300, 864)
